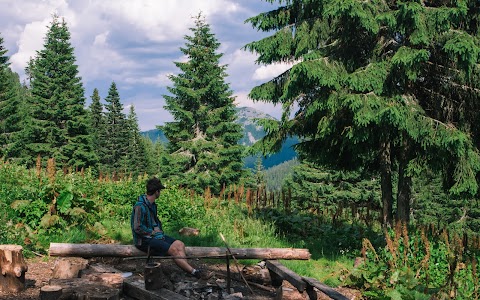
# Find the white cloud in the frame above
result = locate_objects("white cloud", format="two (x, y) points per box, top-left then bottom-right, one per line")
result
(124, 93), (172, 131)
(124, 72), (172, 87)
(223, 49), (259, 91)
(93, 32), (109, 46)
(90, 0), (239, 42)
(0, 0), (66, 24)
(252, 62), (294, 81)
(9, 20), (49, 78)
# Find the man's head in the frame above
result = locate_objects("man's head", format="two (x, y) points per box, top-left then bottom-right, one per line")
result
(146, 177), (166, 195)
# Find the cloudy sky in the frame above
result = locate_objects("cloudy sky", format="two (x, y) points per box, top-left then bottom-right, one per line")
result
(0, 0), (291, 131)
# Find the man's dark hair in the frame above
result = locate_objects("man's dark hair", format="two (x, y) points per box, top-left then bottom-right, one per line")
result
(146, 177), (165, 195)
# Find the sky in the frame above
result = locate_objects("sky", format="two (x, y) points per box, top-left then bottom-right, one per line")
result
(0, 0), (292, 131)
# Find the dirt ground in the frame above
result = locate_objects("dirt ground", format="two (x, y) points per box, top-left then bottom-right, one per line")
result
(0, 256), (362, 300)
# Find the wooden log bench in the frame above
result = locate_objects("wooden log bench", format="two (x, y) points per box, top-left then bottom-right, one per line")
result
(49, 243), (311, 260)
(265, 260), (349, 300)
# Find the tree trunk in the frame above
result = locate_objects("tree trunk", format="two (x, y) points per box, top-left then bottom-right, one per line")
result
(380, 139), (393, 226)
(397, 139), (412, 223)
(0, 245), (28, 293)
(49, 243), (311, 260)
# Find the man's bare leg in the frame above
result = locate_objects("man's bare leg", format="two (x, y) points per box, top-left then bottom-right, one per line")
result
(167, 240), (194, 274)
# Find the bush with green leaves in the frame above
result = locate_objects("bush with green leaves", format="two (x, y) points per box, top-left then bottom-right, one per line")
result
(346, 225), (480, 299)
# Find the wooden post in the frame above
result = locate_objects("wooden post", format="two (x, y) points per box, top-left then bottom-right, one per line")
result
(225, 251), (231, 293)
(144, 263), (172, 291)
(0, 245), (28, 293)
(40, 285), (63, 300)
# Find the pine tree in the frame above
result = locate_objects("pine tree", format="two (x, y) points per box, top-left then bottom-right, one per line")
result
(88, 89), (103, 142)
(161, 14), (245, 194)
(0, 35), (23, 160)
(245, 1), (480, 225)
(87, 88), (104, 173)
(143, 137), (163, 176)
(124, 105), (149, 177)
(23, 15), (96, 169)
(102, 81), (128, 174)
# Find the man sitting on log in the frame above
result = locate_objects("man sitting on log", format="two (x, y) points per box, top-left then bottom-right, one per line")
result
(130, 177), (212, 279)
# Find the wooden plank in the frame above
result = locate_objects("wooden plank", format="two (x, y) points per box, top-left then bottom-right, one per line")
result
(265, 260), (306, 292)
(123, 277), (189, 300)
(49, 243), (311, 260)
(88, 263), (123, 273)
(302, 277), (350, 300)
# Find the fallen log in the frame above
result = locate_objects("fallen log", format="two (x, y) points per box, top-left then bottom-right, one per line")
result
(49, 243), (311, 260)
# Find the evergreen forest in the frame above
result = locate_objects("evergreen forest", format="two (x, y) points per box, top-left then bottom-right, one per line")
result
(2, 2), (480, 299)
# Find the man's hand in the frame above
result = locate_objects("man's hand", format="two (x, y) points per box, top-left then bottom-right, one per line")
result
(152, 231), (164, 240)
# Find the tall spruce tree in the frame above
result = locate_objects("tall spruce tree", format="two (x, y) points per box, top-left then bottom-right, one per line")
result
(88, 88), (104, 172)
(124, 105), (149, 177)
(161, 14), (245, 194)
(0, 35), (23, 160)
(245, 1), (480, 225)
(102, 81), (128, 174)
(23, 15), (96, 169)
(88, 89), (104, 142)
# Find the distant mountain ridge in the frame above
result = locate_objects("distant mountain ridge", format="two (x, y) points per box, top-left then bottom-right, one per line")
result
(141, 106), (297, 168)
(235, 106), (275, 146)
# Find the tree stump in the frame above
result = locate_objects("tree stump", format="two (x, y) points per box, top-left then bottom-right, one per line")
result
(144, 263), (173, 290)
(52, 257), (88, 279)
(40, 285), (63, 300)
(0, 245), (28, 293)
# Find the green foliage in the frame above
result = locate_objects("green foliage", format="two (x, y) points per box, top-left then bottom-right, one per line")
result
(0, 158), (144, 252)
(155, 188), (207, 231)
(443, 32), (479, 77)
(283, 160), (381, 218)
(263, 158), (299, 191)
